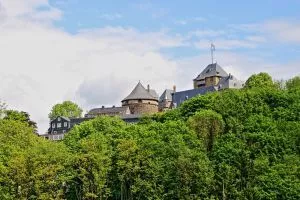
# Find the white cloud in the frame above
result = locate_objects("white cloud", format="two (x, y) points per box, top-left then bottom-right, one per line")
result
(194, 39), (257, 50)
(174, 20), (187, 25)
(0, 0), (62, 22)
(0, 1), (180, 133)
(189, 29), (226, 38)
(230, 19), (300, 44)
(0, 1), (298, 135)
(99, 13), (122, 20)
(262, 20), (300, 43)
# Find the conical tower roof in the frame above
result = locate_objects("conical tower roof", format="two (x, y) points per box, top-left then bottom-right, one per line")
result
(122, 82), (158, 102)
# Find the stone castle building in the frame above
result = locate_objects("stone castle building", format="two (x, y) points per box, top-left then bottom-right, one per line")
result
(44, 61), (243, 140)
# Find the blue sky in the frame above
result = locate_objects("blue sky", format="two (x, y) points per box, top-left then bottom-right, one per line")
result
(0, 0), (299, 132)
(49, 0), (300, 61)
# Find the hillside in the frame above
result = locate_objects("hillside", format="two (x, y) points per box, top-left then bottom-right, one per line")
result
(0, 73), (299, 199)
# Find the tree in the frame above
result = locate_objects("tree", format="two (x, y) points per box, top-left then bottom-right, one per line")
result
(244, 72), (276, 89)
(48, 101), (83, 120)
(188, 110), (224, 152)
(4, 110), (38, 133)
(285, 76), (300, 91)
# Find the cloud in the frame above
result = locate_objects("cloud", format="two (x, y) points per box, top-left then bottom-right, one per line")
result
(0, 0), (62, 22)
(230, 19), (300, 44)
(174, 20), (187, 25)
(174, 17), (206, 26)
(262, 20), (300, 43)
(99, 13), (122, 20)
(189, 29), (226, 38)
(0, 1), (298, 135)
(0, 0), (180, 134)
(194, 39), (257, 50)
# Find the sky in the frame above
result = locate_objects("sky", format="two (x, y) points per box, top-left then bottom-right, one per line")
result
(0, 0), (299, 133)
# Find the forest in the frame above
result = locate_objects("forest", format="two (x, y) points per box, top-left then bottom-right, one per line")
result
(0, 73), (299, 200)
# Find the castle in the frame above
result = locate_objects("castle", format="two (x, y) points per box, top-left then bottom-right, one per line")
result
(44, 61), (243, 140)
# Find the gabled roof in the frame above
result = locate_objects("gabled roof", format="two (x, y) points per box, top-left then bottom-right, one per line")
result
(194, 63), (228, 81)
(159, 89), (174, 102)
(50, 116), (70, 123)
(122, 82), (158, 101)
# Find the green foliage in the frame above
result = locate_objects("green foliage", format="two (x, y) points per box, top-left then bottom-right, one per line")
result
(48, 101), (83, 120)
(244, 72), (277, 89)
(4, 110), (38, 133)
(188, 110), (224, 152)
(0, 120), (72, 200)
(285, 75), (300, 91)
(0, 74), (299, 199)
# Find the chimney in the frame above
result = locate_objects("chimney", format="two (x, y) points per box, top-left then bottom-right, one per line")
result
(173, 85), (176, 93)
(147, 84), (150, 92)
(102, 106), (105, 109)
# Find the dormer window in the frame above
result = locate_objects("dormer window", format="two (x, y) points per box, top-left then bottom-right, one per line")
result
(57, 117), (61, 121)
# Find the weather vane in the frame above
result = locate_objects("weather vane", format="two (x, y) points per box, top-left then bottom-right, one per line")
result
(211, 43), (215, 64)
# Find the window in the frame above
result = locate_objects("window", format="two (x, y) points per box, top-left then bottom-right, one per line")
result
(64, 122), (68, 127)
(57, 123), (61, 128)
(57, 117), (61, 121)
(52, 123), (55, 128)
(54, 131), (57, 134)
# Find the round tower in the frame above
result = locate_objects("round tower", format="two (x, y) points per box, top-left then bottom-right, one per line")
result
(122, 82), (158, 115)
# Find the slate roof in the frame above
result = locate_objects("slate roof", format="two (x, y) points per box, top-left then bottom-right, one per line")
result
(88, 106), (129, 115)
(159, 89), (174, 102)
(122, 82), (158, 101)
(172, 86), (218, 107)
(149, 89), (159, 100)
(194, 63), (228, 81)
(218, 74), (244, 90)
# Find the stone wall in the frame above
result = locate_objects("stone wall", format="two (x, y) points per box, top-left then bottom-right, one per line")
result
(123, 100), (159, 114)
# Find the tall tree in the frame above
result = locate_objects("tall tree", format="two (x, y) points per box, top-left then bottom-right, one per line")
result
(244, 72), (276, 89)
(285, 76), (300, 91)
(188, 109), (224, 152)
(4, 110), (38, 133)
(49, 101), (83, 120)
